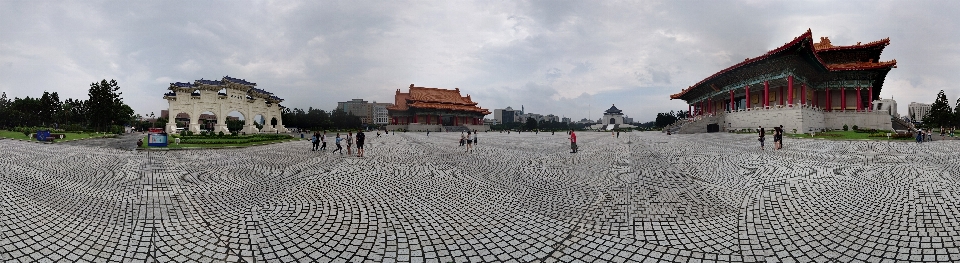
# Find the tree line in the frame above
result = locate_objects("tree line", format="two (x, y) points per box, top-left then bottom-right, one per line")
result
(0, 79), (134, 133)
(920, 90), (960, 129)
(654, 110), (688, 128)
(280, 107), (363, 131)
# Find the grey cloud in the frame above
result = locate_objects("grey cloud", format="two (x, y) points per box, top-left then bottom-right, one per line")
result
(1, 0), (958, 121)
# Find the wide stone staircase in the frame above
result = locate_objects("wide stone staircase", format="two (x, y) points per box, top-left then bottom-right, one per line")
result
(443, 126), (471, 133)
(891, 117), (915, 132)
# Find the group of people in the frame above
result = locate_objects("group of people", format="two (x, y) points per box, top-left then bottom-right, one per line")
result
(757, 125), (785, 150)
(311, 130), (366, 157)
(459, 131), (478, 152)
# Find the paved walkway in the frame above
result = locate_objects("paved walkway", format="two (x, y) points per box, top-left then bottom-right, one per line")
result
(2, 132), (960, 262)
(58, 133), (146, 150)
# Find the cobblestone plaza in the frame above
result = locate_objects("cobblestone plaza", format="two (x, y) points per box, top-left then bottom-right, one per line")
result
(2, 132), (960, 262)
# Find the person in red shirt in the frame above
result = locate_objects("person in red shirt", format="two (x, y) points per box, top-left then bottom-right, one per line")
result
(569, 129), (578, 153)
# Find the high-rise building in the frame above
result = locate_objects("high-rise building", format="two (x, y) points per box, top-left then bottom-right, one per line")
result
(337, 99), (394, 125)
(494, 107), (517, 124)
(908, 102), (931, 122)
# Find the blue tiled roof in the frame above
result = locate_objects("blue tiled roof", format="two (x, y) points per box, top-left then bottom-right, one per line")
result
(250, 87), (273, 95)
(195, 79), (222, 86)
(164, 92), (176, 96)
(223, 76), (256, 86)
(171, 82), (192, 87)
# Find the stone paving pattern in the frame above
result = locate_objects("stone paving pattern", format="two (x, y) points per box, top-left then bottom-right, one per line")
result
(2, 132), (960, 262)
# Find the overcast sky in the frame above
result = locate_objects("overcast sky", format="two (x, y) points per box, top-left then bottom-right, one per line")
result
(2, 0), (959, 122)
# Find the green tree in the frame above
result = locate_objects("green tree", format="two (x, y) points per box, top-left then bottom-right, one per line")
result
(525, 117), (538, 130)
(0, 92), (9, 128)
(954, 97), (960, 128)
(226, 119), (245, 132)
(922, 90), (953, 128)
(655, 111), (679, 128)
(87, 79), (124, 131)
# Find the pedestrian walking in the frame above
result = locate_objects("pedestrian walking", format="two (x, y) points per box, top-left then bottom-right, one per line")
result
(356, 130), (366, 157)
(758, 126), (765, 150)
(320, 132), (327, 151)
(460, 132), (466, 147)
(473, 131), (478, 145)
(465, 131), (473, 153)
(346, 132), (354, 155)
(616, 130), (620, 138)
(333, 133), (344, 154)
(311, 132), (319, 151)
(377, 131), (381, 138)
(778, 125), (784, 150)
(916, 129), (923, 144)
(569, 129), (578, 153)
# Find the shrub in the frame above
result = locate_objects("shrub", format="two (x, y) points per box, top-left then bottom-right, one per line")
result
(842, 124), (849, 131)
(852, 125), (859, 131)
(219, 131), (225, 137)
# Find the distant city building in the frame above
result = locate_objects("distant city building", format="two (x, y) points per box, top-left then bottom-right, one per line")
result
(623, 116), (634, 124)
(873, 98), (898, 117)
(494, 107), (518, 124)
(543, 114), (560, 122)
(337, 99), (393, 125)
(561, 117), (571, 123)
(519, 113), (543, 122)
(372, 102), (390, 125)
(908, 102), (931, 122)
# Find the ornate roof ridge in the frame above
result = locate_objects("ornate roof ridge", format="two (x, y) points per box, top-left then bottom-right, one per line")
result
(825, 59), (897, 71)
(814, 37), (890, 51)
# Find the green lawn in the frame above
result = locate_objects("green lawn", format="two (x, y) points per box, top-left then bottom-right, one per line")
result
(140, 135), (305, 149)
(0, 130), (111, 141)
(787, 130), (913, 140)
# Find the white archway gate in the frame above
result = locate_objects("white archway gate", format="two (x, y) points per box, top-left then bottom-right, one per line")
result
(164, 76), (287, 134)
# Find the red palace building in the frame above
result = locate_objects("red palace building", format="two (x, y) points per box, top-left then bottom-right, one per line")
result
(386, 84), (491, 131)
(669, 29), (897, 133)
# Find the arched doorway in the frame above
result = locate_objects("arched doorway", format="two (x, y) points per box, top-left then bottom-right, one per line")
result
(199, 111), (217, 133)
(609, 118), (616, 125)
(226, 110), (246, 133)
(173, 112), (190, 132)
(253, 114), (265, 131)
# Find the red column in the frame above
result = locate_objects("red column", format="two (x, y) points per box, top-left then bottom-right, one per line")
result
(764, 81), (770, 108)
(840, 87), (846, 111)
(856, 87), (862, 112)
(801, 83), (806, 106)
(868, 87), (874, 112)
(826, 89), (831, 111)
(688, 104), (692, 118)
(746, 85), (750, 109)
(788, 76), (794, 106)
(730, 90), (734, 111)
(779, 86), (784, 106)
